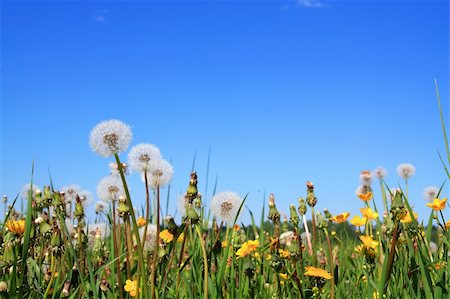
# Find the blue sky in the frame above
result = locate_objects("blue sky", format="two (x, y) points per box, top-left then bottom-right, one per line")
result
(1, 0), (449, 224)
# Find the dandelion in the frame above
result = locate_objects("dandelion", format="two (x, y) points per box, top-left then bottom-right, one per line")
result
(142, 159), (174, 188)
(350, 215), (367, 227)
(280, 231), (294, 246)
(128, 143), (162, 173)
(355, 185), (373, 201)
(210, 191), (242, 223)
(95, 201), (107, 214)
(360, 170), (372, 186)
(139, 224), (157, 252)
(423, 186), (439, 202)
(177, 232), (184, 243)
(372, 166), (387, 179)
(177, 194), (190, 217)
(278, 249), (290, 259)
(426, 198), (447, 211)
(330, 212), (350, 223)
(60, 184), (81, 203)
(236, 240), (259, 259)
(124, 279), (139, 297)
(6, 219), (26, 234)
(400, 210), (418, 223)
(21, 183), (40, 200)
(86, 222), (110, 240)
(279, 273), (288, 280)
(359, 235), (379, 250)
(109, 162), (129, 176)
(304, 266), (332, 280)
(89, 119), (132, 157)
(96, 176), (124, 202)
(160, 229), (174, 243)
(137, 217), (146, 227)
(360, 207), (378, 220)
(397, 163), (416, 179)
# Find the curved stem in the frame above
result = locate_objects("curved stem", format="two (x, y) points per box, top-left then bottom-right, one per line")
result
(196, 225), (208, 299)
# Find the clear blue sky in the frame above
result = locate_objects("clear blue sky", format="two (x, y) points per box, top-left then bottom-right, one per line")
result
(1, 0), (449, 224)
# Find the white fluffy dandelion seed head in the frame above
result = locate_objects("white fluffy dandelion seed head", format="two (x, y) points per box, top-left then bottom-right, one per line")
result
(177, 194), (189, 216)
(372, 166), (387, 179)
(397, 163), (416, 179)
(423, 186), (439, 202)
(109, 162), (129, 176)
(21, 183), (41, 200)
(359, 171), (372, 186)
(210, 191), (242, 223)
(96, 176), (124, 202)
(86, 222), (110, 240)
(139, 224), (157, 252)
(89, 119), (132, 157)
(60, 184), (81, 203)
(280, 231), (294, 246)
(95, 200), (108, 213)
(429, 241), (437, 254)
(79, 190), (93, 206)
(142, 159), (174, 188)
(355, 185), (370, 196)
(128, 143), (162, 173)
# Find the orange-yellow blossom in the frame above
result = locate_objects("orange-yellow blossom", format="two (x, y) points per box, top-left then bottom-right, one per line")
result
(330, 212), (350, 223)
(426, 198), (447, 211)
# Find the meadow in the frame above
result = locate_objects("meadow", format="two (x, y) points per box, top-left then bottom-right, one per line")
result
(0, 85), (449, 299)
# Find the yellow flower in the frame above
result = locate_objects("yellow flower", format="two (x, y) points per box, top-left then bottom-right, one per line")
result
(426, 198), (447, 211)
(279, 273), (288, 280)
(124, 279), (139, 297)
(446, 220), (450, 229)
(330, 212), (350, 223)
(265, 254), (272, 261)
(236, 240), (259, 259)
(357, 192), (373, 202)
(136, 217), (146, 227)
(360, 207), (378, 220)
(350, 215), (367, 227)
(221, 240), (228, 248)
(304, 266), (332, 280)
(6, 220), (26, 235)
(359, 235), (379, 250)
(278, 249), (290, 259)
(177, 232), (184, 243)
(159, 229), (174, 243)
(233, 224), (240, 232)
(400, 210), (418, 223)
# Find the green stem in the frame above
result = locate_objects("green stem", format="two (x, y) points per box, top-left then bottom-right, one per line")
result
(325, 231), (335, 299)
(150, 185), (161, 299)
(142, 171), (151, 249)
(196, 225), (209, 299)
(115, 153), (149, 299)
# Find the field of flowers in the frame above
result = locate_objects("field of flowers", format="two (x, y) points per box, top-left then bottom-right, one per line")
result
(0, 86), (449, 299)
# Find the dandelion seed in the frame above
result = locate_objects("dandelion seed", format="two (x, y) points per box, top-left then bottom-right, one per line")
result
(96, 176), (124, 202)
(372, 166), (387, 179)
(95, 201), (108, 213)
(359, 170), (372, 186)
(128, 143), (162, 173)
(397, 163), (416, 179)
(142, 159), (174, 188)
(423, 186), (439, 202)
(89, 119), (132, 157)
(210, 191), (242, 224)
(139, 224), (157, 252)
(21, 183), (40, 200)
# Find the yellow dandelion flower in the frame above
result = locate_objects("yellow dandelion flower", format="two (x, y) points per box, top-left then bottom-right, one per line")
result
(400, 210), (418, 223)
(358, 192), (373, 202)
(304, 266), (332, 280)
(6, 220), (26, 235)
(278, 249), (290, 259)
(330, 212), (350, 223)
(350, 215), (367, 227)
(426, 198), (447, 211)
(136, 217), (146, 227)
(236, 240), (259, 259)
(233, 224), (240, 232)
(177, 232), (184, 243)
(359, 235), (379, 250)
(159, 229), (174, 243)
(360, 207), (378, 220)
(279, 273), (288, 280)
(124, 279), (139, 297)
(265, 254), (272, 261)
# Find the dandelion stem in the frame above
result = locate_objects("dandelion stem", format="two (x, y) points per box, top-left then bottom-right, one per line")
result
(150, 185), (161, 299)
(325, 231), (335, 299)
(112, 201), (124, 299)
(142, 171), (151, 249)
(196, 224), (209, 299)
(302, 215), (313, 255)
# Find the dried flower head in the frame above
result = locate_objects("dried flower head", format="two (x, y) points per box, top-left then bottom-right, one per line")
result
(96, 176), (124, 202)
(423, 186), (439, 202)
(89, 119), (132, 157)
(397, 163), (416, 179)
(139, 224), (157, 252)
(142, 159), (174, 188)
(372, 166), (387, 179)
(95, 201), (108, 213)
(210, 191), (242, 223)
(21, 183), (41, 200)
(359, 170), (372, 186)
(128, 143), (162, 173)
